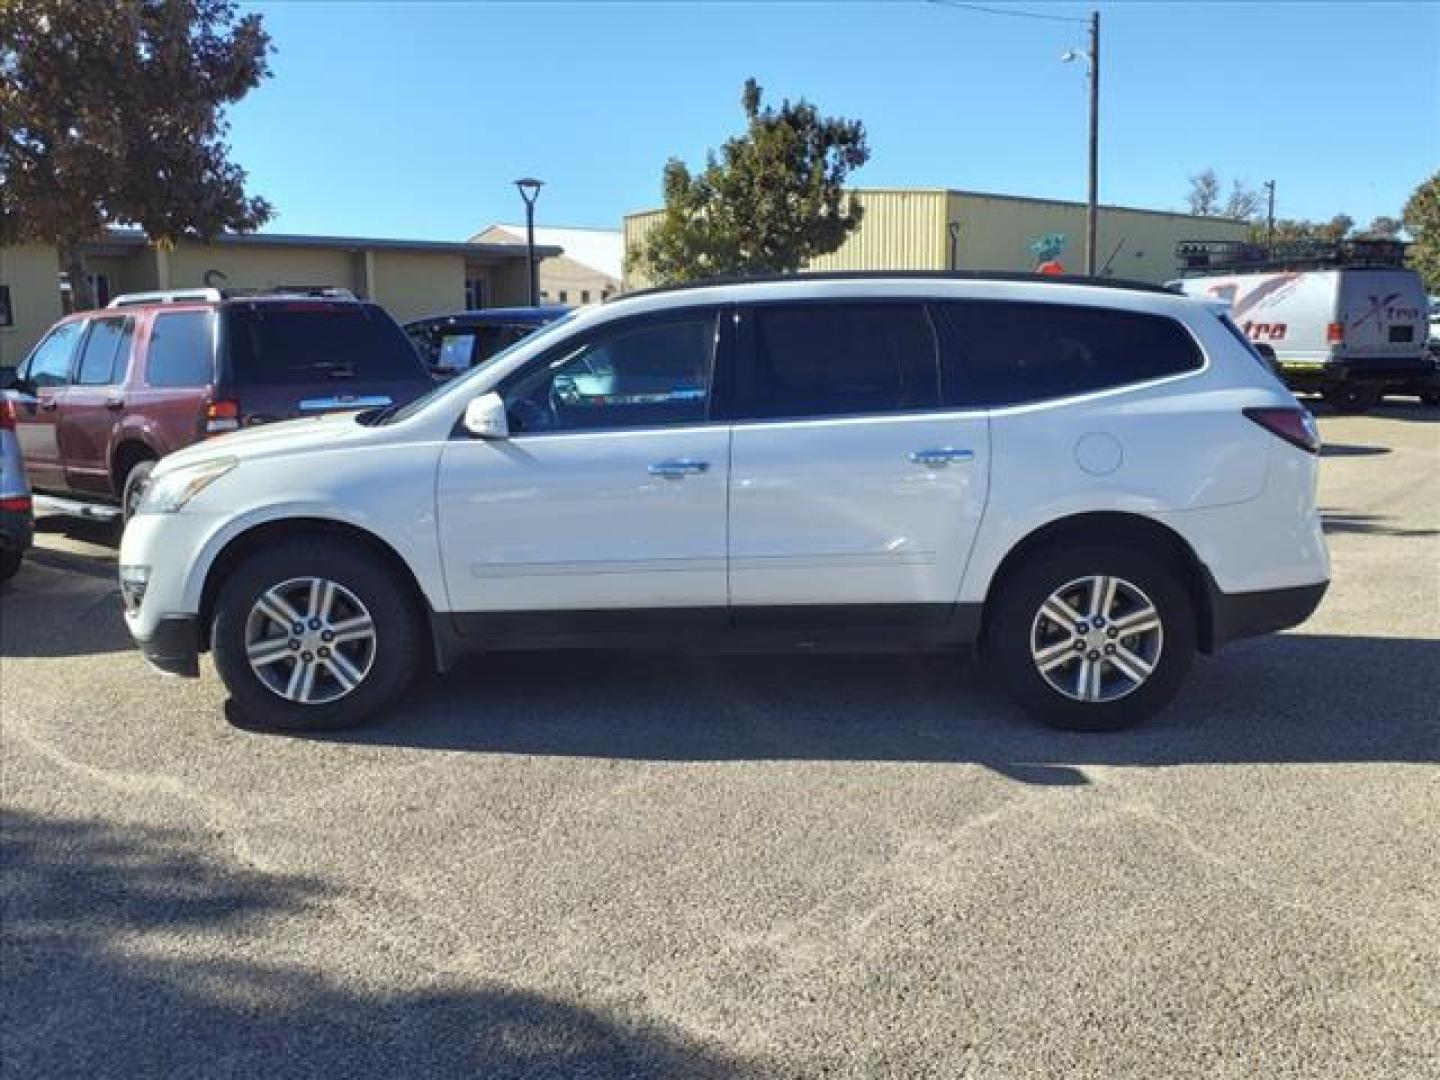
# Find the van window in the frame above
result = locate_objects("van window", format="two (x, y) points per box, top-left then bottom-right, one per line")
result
(503, 315), (714, 433)
(223, 303), (426, 385)
(147, 311), (217, 388)
(22, 321), (84, 388)
(734, 303), (939, 420)
(76, 317), (134, 386)
(935, 302), (1203, 407)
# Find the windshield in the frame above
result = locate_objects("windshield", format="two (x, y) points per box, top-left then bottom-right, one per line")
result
(366, 308), (582, 425)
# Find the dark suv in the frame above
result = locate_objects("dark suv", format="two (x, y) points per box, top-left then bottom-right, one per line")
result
(6, 289), (433, 518)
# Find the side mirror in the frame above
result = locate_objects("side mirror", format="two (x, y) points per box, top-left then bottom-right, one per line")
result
(461, 391), (509, 439)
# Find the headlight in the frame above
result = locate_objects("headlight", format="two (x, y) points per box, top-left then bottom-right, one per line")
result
(135, 457), (237, 514)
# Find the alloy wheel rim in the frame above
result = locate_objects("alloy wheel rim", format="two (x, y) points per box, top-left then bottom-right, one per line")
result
(244, 577), (376, 705)
(1029, 575), (1163, 703)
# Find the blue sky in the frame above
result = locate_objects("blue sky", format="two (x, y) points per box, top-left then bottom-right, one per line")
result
(230, 1), (1439, 240)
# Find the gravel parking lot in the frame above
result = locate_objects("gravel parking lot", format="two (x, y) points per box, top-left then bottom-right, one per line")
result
(2, 406), (1437, 1079)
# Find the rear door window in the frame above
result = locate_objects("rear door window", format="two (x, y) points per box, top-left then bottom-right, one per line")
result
(935, 301), (1203, 407)
(146, 311), (217, 388)
(75, 317), (135, 386)
(223, 303), (428, 384)
(733, 303), (939, 420)
(22, 321), (84, 388)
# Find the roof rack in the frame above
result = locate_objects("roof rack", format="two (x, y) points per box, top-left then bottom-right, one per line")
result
(622, 269), (1177, 300)
(1175, 238), (1411, 277)
(107, 287), (223, 308)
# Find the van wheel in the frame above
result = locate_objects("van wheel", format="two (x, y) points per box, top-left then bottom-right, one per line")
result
(121, 460), (156, 522)
(211, 540), (424, 732)
(1322, 383), (1381, 414)
(987, 545), (1196, 731)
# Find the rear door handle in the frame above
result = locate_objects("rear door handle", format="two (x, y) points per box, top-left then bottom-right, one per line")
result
(649, 459), (710, 478)
(909, 447), (974, 466)
(105, 397), (125, 410)
(38, 398), (59, 412)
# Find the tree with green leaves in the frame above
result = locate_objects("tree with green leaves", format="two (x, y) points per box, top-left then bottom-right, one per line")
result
(0, 0), (273, 309)
(1402, 172), (1440, 292)
(629, 79), (869, 285)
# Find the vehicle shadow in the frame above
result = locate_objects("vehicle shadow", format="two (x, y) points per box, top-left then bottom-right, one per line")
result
(1318, 443), (1391, 458)
(1, 810), (755, 1079)
(301, 633), (1439, 779)
(32, 513), (123, 550)
(1320, 511), (1440, 538)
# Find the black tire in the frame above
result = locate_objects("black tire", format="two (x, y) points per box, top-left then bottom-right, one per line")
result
(211, 539), (424, 732)
(0, 547), (21, 583)
(1322, 383), (1381, 414)
(986, 544), (1196, 732)
(121, 459), (156, 522)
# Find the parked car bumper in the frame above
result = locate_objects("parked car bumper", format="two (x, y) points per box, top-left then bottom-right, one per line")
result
(1206, 579), (1328, 650)
(0, 504), (34, 559)
(134, 615), (201, 677)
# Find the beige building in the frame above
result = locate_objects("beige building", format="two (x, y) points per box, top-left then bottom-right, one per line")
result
(623, 188), (1250, 290)
(471, 224), (622, 306)
(1, 230), (557, 368)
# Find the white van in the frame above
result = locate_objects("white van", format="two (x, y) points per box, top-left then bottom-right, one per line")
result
(1170, 240), (1429, 412)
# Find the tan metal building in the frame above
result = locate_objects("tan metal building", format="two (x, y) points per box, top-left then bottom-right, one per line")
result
(471, 225), (623, 306)
(1, 231), (557, 368)
(622, 188), (1250, 290)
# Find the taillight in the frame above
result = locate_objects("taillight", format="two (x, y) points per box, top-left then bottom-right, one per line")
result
(1326, 321), (1345, 345)
(0, 396), (16, 431)
(205, 399), (240, 434)
(0, 495), (32, 513)
(1244, 407), (1321, 454)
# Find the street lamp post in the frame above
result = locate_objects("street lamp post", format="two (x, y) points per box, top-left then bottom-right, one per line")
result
(1263, 180), (1276, 253)
(1063, 11), (1101, 276)
(514, 177), (544, 307)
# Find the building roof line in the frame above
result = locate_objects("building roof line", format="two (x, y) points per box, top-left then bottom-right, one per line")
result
(91, 228), (562, 259)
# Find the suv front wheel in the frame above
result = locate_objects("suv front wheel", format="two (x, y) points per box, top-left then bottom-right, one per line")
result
(211, 540), (424, 731)
(987, 545), (1196, 731)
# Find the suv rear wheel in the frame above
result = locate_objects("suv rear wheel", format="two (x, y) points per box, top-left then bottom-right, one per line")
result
(1322, 382), (1381, 414)
(987, 545), (1196, 731)
(211, 539), (423, 731)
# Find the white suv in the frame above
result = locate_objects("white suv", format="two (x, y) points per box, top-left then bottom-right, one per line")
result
(119, 275), (1329, 732)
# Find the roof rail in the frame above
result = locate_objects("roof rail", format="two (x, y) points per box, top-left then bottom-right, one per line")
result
(621, 269), (1177, 300)
(107, 287), (223, 308)
(1175, 238), (1412, 276)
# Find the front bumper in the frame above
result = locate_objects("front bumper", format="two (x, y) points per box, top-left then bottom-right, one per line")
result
(1207, 580), (1328, 650)
(134, 615), (201, 677)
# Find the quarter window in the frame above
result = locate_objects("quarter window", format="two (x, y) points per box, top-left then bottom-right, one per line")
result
(146, 311), (217, 388)
(936, 301), (1203, 407)
(76, 317), (134, 386)
(734, 303), (939, 420)
(22, 321), (84, 388)
(503, 316), (715, 433)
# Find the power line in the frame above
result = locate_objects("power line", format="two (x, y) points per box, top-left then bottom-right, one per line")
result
(927, 0), (1089, 25)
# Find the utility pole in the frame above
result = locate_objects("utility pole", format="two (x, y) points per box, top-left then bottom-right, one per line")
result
(1263, 179), (1276, 252)
(1085, 10), (1100, 276)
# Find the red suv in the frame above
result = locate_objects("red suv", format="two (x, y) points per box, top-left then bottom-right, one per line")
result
(6, 289), (433, 518)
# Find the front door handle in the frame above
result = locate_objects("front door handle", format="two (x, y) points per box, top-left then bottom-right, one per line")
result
(105, 397), (125, 410)
(649, 459), (710, 478)
(38, 397), (59, 412)
(909, 447), (974, 466)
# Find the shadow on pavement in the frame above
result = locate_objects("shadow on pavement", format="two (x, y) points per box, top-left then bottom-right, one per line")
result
(1318, 443), (1391, 458)
(1320, 511), (1440, 538)
(33, 514), (122, 550)
(0, 811), (753, 1079)
(301, 633), (1439, 777)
